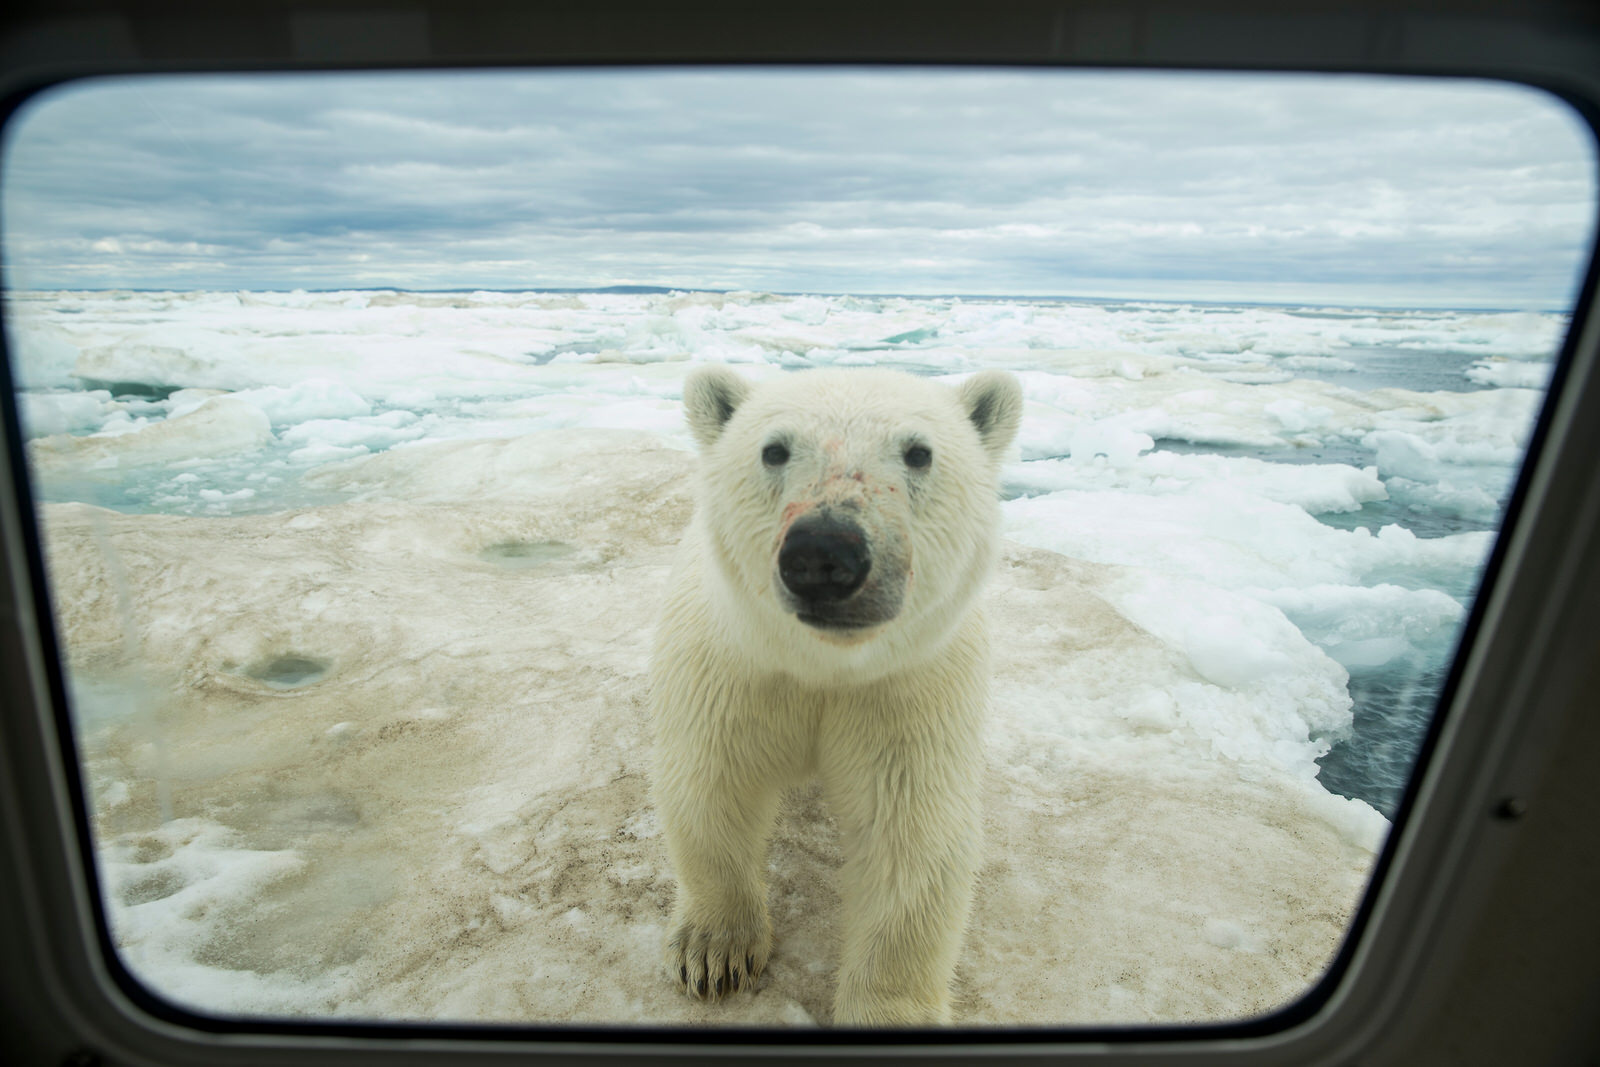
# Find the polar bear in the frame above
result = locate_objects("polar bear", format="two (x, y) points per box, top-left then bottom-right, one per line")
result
(649, 365), (1023, 1026)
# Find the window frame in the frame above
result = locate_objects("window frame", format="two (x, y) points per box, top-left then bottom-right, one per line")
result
(1, 1), (1599, 1063)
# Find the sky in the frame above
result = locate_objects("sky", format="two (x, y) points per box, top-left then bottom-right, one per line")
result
(1, 67), (1596, 308)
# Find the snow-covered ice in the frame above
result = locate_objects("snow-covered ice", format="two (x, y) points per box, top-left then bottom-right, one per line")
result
(10, 288), (1563, 1027)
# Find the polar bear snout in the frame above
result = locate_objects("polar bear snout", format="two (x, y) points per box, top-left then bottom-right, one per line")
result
(779, 515), (871, 601)
(776, 512), (904, 631)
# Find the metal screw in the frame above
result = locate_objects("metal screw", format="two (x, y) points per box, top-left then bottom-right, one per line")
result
(1494, 796), (1528, 820)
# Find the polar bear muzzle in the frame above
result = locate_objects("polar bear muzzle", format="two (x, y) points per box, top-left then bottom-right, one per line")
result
(776, 512), (903, 630)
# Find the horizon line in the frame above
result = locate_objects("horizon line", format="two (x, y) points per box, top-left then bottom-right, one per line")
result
(0, 284), (1567, 316)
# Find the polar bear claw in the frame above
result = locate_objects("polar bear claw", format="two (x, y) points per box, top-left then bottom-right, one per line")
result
(667, 915), (771, 999)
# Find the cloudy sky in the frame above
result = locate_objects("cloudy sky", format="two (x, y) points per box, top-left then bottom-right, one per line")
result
(1, 67), (1595, 308)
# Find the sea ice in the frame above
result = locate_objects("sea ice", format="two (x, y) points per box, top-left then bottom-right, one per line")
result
(19, 388), (117, 437)
(227, 379), (373, 426)
(14, 287), (1564, 1029)
(29, 395), (272, 472)
(1006, 450), (1387, 515)
(1467, 357), (1554, 389)
(48, 430), (1380, 1027)
(98, 817), (357, 1016)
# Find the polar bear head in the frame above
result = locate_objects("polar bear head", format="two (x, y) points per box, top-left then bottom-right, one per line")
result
(682, 366), (1022, 676)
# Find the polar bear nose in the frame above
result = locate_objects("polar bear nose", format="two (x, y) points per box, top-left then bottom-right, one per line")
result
(778, 516), (871, 602)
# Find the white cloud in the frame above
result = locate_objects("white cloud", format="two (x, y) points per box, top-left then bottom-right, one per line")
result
(1, 68), (1594, 307)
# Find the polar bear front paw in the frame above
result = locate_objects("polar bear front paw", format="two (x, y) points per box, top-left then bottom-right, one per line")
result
(666, 918), (771, 1000)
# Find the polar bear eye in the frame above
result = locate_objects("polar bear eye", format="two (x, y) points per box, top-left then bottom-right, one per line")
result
(762, 443), (790, 467)
(903, 444), (932, 469)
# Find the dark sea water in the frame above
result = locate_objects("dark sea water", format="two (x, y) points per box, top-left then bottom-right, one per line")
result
(1169, 346), (1511, 819)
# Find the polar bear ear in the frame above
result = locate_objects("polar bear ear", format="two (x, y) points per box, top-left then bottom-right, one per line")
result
(683, 365), (753, 449)
(959, 369), (1023, 460)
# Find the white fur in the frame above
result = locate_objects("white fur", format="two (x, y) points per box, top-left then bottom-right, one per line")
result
(650, 366), (1022, 1026)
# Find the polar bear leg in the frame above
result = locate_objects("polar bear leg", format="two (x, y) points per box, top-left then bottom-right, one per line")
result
(821, 669), (985, 1025)
(655, 747), (784, 999)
